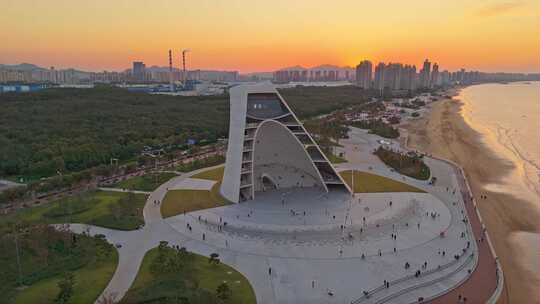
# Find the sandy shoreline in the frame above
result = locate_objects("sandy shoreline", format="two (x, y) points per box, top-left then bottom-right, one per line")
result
(402, 90), (540, 303)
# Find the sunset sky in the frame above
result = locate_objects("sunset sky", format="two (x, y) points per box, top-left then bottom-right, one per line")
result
(2, 0), (539, 73)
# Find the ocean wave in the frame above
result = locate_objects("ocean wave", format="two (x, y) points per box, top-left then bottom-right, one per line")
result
(494, 124), (540, 198)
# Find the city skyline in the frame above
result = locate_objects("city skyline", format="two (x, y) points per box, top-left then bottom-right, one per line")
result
(2, 0), (540, 73)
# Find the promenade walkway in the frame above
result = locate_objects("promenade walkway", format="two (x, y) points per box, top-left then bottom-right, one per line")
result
(340, 128), (502, 303)
(427, 163), (500, 303)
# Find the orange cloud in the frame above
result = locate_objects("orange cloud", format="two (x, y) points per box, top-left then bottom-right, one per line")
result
(475, 1), (525, 17)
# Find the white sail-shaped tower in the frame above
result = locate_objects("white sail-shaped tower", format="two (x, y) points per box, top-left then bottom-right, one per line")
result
(220, 83), (351, 203)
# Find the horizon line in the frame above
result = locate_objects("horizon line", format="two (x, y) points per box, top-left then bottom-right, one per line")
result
(2, 61), (540, 75)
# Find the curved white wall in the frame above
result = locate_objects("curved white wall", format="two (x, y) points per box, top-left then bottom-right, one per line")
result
(253, 120), (324, 191)
(220, 85), (248, 203)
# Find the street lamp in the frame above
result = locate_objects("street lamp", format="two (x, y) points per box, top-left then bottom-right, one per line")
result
(13, 225), (23, 286)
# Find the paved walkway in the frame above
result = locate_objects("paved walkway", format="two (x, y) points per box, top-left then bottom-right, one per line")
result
(59, 129), (500, 304)
(97, 187), (152, 195)
(93, 165), (224, 302)
(0, 179), (23, 192)
(426, 161), (500, 303)
(63, 222), (188, 302)
(338, 128), (501, 303)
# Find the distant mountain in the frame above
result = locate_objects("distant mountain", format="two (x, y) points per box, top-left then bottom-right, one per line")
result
(279, 65), (307, 71)
(0, 63), (99, 78)
(0, 63), (48, 71)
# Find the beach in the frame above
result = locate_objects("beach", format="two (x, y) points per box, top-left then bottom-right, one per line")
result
(402, 85), (540, 304)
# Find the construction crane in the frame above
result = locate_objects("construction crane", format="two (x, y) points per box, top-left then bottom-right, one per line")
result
(182, 49), (190, 85)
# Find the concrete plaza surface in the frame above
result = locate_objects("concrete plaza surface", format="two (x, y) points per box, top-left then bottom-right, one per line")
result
(61, 129), (501, 304)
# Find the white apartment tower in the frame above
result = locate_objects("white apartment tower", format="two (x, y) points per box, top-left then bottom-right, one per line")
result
(374, 63), (386, 93)
(430, 63), (440, 88)
(356, 60), (373, 89)
(420, 59), (431, 88)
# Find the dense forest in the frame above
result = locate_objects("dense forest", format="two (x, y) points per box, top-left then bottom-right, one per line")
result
(0, 87), (229, 179)
(0, 85), (370, 179)
(278, 85), (373, 118)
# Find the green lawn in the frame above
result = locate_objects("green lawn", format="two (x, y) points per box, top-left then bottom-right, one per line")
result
(1, 190), (147, 232)
(161, 166), (228, 218)
(0, 226), (118, 304)
(340, 170), (425, 193)
(191, 166), (224, 181)
(14, 248), (118, 304)
(111, 172), (178, 192)
(122, 245), (255, 304)
(161, 185), (227, 218)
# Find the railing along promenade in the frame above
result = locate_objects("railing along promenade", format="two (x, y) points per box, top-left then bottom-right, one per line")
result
(351, 253), (475, 304)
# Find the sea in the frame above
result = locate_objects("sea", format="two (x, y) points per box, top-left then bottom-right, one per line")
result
(459, 81), (540, 283)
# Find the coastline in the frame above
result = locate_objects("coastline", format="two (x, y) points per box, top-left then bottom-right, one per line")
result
(402, 88), (540, 303)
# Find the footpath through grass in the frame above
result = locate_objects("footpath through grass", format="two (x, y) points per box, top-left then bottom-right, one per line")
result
(340, 170), (425, 193)
(122, 243), (255, 304)
(161, 167), (227, 218)
(1, 190), (147, 232)
(111, 172), (177, 192)
(1, 225), (118, 304)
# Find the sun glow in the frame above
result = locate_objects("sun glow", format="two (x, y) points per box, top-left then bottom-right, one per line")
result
(1, 0), (539, 73)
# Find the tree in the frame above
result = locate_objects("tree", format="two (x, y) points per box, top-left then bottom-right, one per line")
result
(209, 253), (220, 264)
(216, 282), (232, 301)
(56, 272), (75, 304)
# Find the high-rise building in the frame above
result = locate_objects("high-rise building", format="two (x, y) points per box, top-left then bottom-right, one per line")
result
(407, 65), (418, 91)
(430, 63), (439, 88)
(0, 68), (32, 83)
(419, 59), (431, 88)
(132, 61), (146, 81)
(400, 65), (417, 91)
(384, 63), (402, 90)
(273, 65), (353, 82)
(355, 60), (372, 89)
(374, 63), (386, 93)
(440, 70), (451, 86)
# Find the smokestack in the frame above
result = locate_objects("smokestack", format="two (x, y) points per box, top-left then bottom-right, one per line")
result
(168, 50), (173, 92)
(182, 49), (190, 85)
